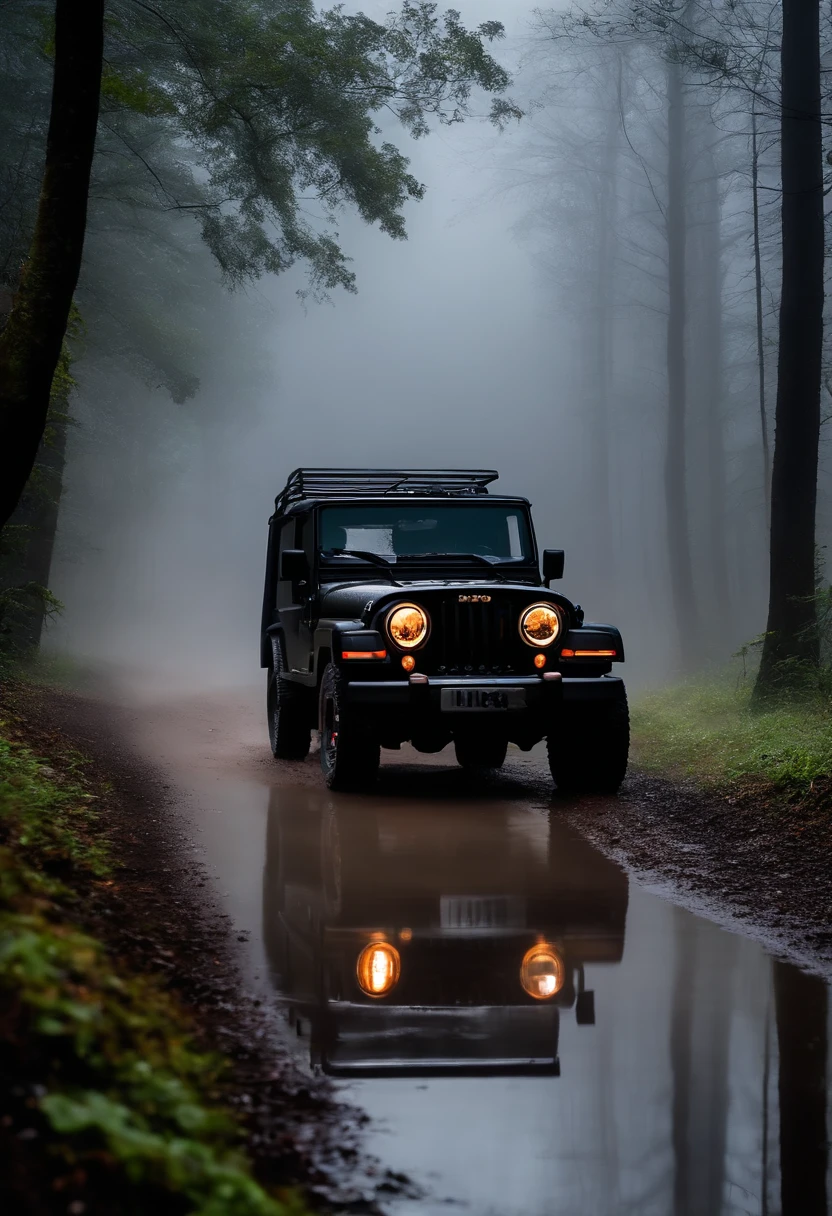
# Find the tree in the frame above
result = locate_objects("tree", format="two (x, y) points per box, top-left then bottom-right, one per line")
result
(0, 0), (520, 534)
(0, 0), (104, 532)
(755, 0), (824, 695)
(664, 46), (701, 663)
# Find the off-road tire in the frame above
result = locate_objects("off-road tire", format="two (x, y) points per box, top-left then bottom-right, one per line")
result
(547, 693), (629, 795)
(454, 735), (508, 770)
(319, 663), (380, 791)
(267, 637), (311, 760)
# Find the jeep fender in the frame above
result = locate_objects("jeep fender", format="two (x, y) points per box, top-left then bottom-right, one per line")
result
(314, 618), (366, 683)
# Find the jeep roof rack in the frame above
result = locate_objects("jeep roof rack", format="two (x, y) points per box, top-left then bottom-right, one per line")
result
(274, 468), (499, 514)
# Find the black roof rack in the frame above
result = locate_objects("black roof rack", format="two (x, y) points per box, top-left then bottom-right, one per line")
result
(274, 468), (499, 514)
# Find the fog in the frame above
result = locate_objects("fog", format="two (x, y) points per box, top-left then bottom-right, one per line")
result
(44, 0), (824, 692)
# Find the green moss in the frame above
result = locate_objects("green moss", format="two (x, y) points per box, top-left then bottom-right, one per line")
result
(0, 708), (309, 1214)
(631, 666), (832, 798)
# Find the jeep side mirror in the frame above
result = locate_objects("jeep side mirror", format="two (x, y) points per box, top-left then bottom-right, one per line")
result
(280, 549), (308, 582)
(542, 549), (565, 585)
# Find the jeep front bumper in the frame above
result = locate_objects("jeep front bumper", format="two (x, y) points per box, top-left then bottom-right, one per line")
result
(344, 674), (625, 710)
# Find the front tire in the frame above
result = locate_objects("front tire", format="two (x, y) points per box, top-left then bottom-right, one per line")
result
(547, 693), (629, 794)
(267, 637), (311, 760)
(454, 735), (508, 770)
(319, 663), (380, 791)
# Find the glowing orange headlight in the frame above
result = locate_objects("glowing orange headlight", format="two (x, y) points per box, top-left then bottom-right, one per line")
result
(519, 603), (561, 647)
(386, 603), (429, 649)
(519, 943), (564, 1000)
(356, 941), (401, 997)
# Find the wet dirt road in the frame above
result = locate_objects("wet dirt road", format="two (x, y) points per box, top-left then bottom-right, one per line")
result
(131, 685), (830, 1216)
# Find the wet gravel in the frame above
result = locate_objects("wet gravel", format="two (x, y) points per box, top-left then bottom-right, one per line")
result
(550, 768), (832, 978)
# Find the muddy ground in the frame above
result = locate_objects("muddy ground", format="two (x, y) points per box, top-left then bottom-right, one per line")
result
(551, 768), (832, 976)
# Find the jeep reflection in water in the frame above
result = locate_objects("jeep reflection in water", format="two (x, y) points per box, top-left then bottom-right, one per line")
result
(261, 469), (628, 792)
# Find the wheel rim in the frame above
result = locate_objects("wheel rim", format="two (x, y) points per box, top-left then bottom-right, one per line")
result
(268, 674), (278, 748)
(323, 694), (338, 771)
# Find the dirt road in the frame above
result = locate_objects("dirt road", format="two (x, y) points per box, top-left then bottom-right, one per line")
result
(102, 681), (830, 1216)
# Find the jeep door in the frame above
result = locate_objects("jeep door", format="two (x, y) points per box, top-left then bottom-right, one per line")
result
(276, 515), (314, 674)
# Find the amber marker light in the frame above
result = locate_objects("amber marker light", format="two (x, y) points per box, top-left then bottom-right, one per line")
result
(561, 649), (616, 658)
(356, 941), (401, 997)
(534, 653), (547, 670)
(401, 654), (416, 672)
(519, 943), (564, 1000)
(342, 649), (387, 660)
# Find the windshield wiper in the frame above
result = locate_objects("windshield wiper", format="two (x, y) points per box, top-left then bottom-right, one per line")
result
(321, 549), (401, 585)
(404, 552), (520, 567)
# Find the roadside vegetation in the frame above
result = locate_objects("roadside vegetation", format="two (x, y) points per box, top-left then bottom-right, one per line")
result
(0, 682), (307, 1216)
(631, 662), (832, 816)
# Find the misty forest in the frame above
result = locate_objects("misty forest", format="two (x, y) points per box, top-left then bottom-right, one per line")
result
(2, 1), (832, 1214)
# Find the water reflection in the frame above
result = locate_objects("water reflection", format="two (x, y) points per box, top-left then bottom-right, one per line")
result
(252, 778), (832, 1213)
(774, 962), (828, 1214)
(262, 788), (628, 1077)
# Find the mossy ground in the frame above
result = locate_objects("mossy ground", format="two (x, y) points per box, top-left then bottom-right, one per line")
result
(0, 681), (309, 1215)
(630, 665), (832, 810)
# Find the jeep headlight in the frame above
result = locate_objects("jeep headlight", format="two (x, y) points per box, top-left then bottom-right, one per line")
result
(386, 603), (429, 649)
(520, 943), (564, 1000)
(356, 941), (401, 997)
(519, 602), (561, 647)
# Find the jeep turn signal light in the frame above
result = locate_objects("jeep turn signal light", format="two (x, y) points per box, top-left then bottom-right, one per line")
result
(560, 648), (616, 658)
(401, 654), (416, 672)
(342, 649), (387, 660)
(534, 653), (547, 669)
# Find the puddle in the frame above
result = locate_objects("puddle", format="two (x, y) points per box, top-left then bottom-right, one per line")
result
(182, 762), (830, 1214)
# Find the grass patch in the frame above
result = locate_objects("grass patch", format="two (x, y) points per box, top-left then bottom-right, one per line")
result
(0, 691), (308, 1215)
(631, 666), (832, 799)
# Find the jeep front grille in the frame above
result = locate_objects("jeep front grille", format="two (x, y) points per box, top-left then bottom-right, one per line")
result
(433, 597), (518, 674)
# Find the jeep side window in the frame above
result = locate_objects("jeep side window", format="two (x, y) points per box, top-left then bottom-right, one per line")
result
(507, 514), (522, 559)
(275, 520), (297, 609)
(297, 514), (315, 566)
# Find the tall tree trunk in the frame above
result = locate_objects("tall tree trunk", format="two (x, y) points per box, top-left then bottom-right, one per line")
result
(665, 59), (700, 665)
(755, 0), (823, 695)
(700, 140), (731, 631)
(586, 91), (619, 584)
(751, 103), (771, 521)
(773, 961), (827, 1215)
(0, 0), (103, 532)
(6, 410), (69, 647)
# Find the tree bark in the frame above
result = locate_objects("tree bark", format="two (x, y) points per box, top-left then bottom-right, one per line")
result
(0, 0), (103, 532)
(773, 961), (827, 1215)
(587, 85), (620, 580)
(665, 58), (700, 665)
(4, 409), (69, 647)
(699, 138), (731, 632)
(751, 104), (771, 521)
(755, 0), (823, 695)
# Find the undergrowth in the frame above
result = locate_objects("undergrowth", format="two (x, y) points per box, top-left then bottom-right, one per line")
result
(631, 664), (832, 800)
(0, 701), (307, 1214)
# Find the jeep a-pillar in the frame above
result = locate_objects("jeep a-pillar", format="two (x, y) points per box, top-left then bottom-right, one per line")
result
(261, 469), (628, 792)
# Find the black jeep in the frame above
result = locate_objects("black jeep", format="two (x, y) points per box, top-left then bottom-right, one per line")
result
(261, 469), (628, 792)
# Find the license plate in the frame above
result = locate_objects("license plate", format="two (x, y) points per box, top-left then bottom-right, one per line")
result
(440, 686), (525, 711)
(440, 895), (526, 930)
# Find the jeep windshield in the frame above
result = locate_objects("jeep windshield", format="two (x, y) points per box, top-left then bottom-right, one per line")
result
(319, 504), (533, 566)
